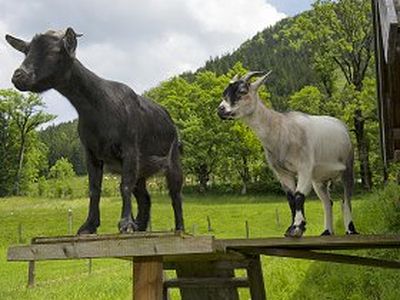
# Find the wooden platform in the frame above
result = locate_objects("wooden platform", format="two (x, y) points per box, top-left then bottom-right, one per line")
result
(7, 233), (400, 299)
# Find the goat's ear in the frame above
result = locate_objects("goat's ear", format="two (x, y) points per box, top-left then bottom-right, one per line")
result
(63, 27), (82, 57)
(5, 35), (29, 54)
(251, 70), (272, 91)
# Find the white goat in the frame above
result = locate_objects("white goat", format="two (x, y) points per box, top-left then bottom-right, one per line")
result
(217, 71), (358, 237)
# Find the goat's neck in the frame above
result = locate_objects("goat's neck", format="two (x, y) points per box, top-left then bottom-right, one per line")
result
(56, 59), (107, 114)
(243, 99), (283, 153)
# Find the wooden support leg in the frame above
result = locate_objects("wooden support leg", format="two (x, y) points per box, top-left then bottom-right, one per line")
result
(133, 257), (163, 300)
(27, 261), (35, 288)
(247, 255), (267, 300)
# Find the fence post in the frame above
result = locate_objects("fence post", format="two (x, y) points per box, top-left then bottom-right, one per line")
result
(245, 220), (250, 239)
(275, 208), (280, 228)
(18, 223), (23, 244)
(88, 259), (92, 275)
(192, 224), (197, 236)
(207, 216), (213, 232)
(68, 208), (73, 235)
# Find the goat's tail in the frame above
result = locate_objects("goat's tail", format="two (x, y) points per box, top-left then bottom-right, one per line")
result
(342, 149), (354, 204)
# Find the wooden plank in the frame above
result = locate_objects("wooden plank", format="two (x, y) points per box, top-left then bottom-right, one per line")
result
(246, 256), (267, 300)
(215, 235), (400, 252)
(258, 248), (400, 269)
(32, 231), (187, 244)
(134, 258), (163, 300)
(8, 235), (214, 261)
(164, 277), (249, 288)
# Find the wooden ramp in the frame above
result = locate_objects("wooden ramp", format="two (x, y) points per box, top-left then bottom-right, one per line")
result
(7, 233), (400, 299)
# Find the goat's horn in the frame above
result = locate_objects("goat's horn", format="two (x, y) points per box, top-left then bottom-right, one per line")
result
(230, 73), (240, 83)
(251, 70), (272, 91)
(241, 71), (266, 82)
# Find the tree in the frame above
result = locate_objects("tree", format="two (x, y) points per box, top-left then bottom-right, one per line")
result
(288, 86), (324, 115)
(0, 90), (55, 195)
(285, 0), (375, 190)
(39, 120), (86, 175)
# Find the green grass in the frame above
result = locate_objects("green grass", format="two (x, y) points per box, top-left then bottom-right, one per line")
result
(0, 192), (399, 299)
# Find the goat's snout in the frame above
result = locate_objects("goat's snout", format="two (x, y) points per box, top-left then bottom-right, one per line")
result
(217, 104), (234, 120)
(12, 68), (33, 91)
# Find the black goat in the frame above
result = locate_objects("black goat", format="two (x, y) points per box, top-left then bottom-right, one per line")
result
(6, 28), (184, 234)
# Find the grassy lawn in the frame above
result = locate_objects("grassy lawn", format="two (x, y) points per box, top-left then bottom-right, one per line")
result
(0, 192), (399, 299)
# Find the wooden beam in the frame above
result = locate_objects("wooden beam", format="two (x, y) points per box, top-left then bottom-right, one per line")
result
(134, 258), (163, 300)
(256, 248), (400, 269)
(215, 234), (400, 252)
(8, 235), (214, 261)
(164, 277), (249, 289)
(27, 261), (35, 288)
(246, 255), (267, 300)
(164, 259), (250, 270)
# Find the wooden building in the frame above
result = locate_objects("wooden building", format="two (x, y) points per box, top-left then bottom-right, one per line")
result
(373, 0), (400, 167)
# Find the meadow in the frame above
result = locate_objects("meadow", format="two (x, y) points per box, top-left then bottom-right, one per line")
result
(1, 186), (400, 300)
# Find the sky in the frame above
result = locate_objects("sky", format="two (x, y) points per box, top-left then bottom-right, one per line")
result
(0, 0), (314, 125)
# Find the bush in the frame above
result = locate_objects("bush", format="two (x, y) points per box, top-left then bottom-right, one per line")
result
(49, 157), (75, 180)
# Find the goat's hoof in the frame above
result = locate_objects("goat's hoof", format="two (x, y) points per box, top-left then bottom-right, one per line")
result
(320, 229), (333, 236)
(134, 221), (148, 232)
(346, 230), (359, 235)
(174, 229), (185, 236)
(118, 218), (138, 233)
(284, 222), (306, 238)
(77, 222), (98, 235)
(346, 221), (358, 235)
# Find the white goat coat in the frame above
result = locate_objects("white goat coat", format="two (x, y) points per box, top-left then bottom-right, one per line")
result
(244, 107), (352, 193)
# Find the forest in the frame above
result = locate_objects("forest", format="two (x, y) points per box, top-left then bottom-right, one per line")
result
(0, 0), (393, 198)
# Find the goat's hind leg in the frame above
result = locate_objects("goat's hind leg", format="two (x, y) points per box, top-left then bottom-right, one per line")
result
(312, 181), (334, 236)
(165, 146), (184, 232)
(342, 169), (358, 235)
(133, 178), (151, 231)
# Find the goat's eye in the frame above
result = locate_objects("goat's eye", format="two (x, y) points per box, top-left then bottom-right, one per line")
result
(238, 87), (248, 95)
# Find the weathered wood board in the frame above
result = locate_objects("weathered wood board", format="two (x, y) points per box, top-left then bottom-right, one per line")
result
(8, 233), (215, 261)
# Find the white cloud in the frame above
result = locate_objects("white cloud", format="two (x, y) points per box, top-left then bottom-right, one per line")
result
(0, 0), (286, 124)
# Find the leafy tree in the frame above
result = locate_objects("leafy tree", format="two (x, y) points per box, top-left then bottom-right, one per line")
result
(0, 89), (54, 195)
(288, 86), (324, 115)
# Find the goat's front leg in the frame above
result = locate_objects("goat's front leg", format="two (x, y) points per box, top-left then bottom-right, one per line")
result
(118, 151), (139, 233)
(276, 173), (297, 235)
(78, 150), (103, 235)
(285, 171), (312, 238)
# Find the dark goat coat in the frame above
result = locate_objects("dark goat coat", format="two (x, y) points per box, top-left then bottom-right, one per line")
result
(6, 28), (184, 234)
